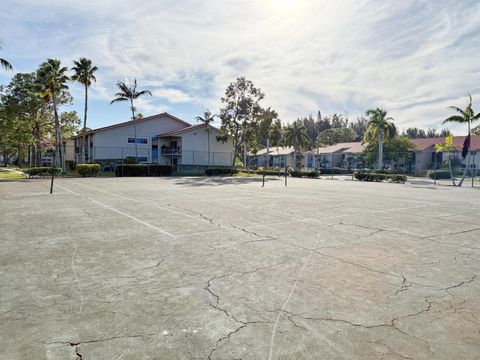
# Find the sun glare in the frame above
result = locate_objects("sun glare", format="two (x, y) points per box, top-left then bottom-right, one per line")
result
(266, 0), (297, 12)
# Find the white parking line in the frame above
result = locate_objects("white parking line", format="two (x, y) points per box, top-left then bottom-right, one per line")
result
(55, 184), (175, 238)
(68, 181), (196, 218)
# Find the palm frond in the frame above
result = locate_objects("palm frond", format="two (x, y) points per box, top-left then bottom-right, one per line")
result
(110, 98), (129, 105)
(447, 106), (467, 117)
(443, 115), (467, 124)
(0, 57), (12, 70)
(133, 89), (152, 99)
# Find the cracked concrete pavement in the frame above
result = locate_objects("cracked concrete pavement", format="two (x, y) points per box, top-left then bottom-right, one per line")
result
(0, 176), (479, 359)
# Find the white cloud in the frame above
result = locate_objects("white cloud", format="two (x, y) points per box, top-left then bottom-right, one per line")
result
(1, 0), (480, 133)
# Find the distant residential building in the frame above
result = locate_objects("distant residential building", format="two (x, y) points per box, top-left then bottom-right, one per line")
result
(411, 136), (480, 172)
(304, 136), (480, 172)
(249, 146), (299, 168)
(305, 142), (366, 169)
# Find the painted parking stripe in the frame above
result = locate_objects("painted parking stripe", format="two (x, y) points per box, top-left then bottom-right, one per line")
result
(55, 184), (175, 238)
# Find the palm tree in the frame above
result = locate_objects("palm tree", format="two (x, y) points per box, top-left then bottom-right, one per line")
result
(195, 110), (216, 166)
(269, 119), (283, 167)
(442, 95), (480, 186)
(0, 40), (12, 71)
(284, 121), (310, 169)
(35, 59), (70, 192)
(363, 108), (396, 170)
(110, 79), (152, 159)
(71, 58), (97, 163)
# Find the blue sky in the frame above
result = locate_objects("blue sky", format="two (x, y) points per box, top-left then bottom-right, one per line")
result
(1, 0), (480, 134)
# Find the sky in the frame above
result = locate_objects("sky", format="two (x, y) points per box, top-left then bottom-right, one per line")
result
(1, 0), (480, 134)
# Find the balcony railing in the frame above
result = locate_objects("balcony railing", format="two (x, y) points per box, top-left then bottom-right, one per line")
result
(160, 147), (182, 156)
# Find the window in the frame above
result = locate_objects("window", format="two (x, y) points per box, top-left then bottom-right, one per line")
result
(127, 137), (148, 144)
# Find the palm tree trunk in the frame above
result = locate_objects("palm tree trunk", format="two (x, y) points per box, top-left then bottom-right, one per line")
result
(457, 121), (472, 187)
(207, 124), (210, 167)
(266, 138), (269, 168)
(130, 99), (138, 159)
(243, 141), (247, 170)
(448, 153), (457, 186)
(293, 148), (297, 169)
(377, 131), (383, 171)
(83, 83), (88, 163)
(50, 92), (61, 193)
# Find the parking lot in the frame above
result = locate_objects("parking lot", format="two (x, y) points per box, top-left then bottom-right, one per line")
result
(1, 176), (479, 359)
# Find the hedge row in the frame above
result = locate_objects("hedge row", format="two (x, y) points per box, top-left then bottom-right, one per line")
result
(318, 168), (352, 175)
(76, 164), (100, 177)
(115, 164), (172, 177)
(24, 167), (61, 176)
(249, 169), (286, 176)
(354, 172), (407, 183)
(289, 169), (320, 178)
(205, 168), (238, 176)
(427, 170), (452, 179)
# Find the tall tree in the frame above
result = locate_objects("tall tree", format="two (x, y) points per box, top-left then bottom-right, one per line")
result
(110, 79), (152, 159)
(442, 94), (480, 186)
(219, 77), (264, 166)
(316, 127), (356, 146)
(402, 127), (426, 139)
(349, 116), (368, 141)
(71, 58), (97, 163)
(0, 40), (12, 71)
(258, 107), (278, 167)
(363, 108), (396, 170)
(1, 73), (49, 166)
(35, 59), (70, 180)
(195, 110), (216, 166)
(284, 121), (310, 169)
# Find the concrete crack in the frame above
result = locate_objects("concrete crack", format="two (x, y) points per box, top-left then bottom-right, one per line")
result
(444, 275), (477, 291)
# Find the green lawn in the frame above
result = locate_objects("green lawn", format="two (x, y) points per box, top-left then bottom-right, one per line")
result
(0, 168), (26, 180)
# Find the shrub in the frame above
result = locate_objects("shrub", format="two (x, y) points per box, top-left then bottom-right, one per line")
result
(354, 172), (406, 183)
(115, 164), (172, 177)
(289, 169), (320, 178)
(427, 170), (452, 179)
(76, 164), (100, 177)
(205, 168), (237, 176)
(24, 167), (61, 176)
(319, 168), (352, 175)
(123, 156), (140, 164)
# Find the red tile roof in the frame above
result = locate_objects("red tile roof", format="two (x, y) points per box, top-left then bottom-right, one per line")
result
(71, 112), (191, 139)
(157, 123), (207, 137)
(412, 135), (480, 151)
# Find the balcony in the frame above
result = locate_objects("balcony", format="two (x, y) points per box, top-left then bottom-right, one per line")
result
(160, 146), (182, 156)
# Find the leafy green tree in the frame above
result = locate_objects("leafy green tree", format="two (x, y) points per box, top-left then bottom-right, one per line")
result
(195, 110), (216, 166)
(316, 127), (356, 146)
(257, 107), (278, 167)
(284, 121), (310, 169)
(35, 59), (70, 174)
(72, 58), (97, 162)
(402, 127), (426, 139)
(349, 116), (368, 141)
(269, 119), (283, 151)
(110, 79), (152, 159)
(59, 111), (81, 140)
(442, 94), (480, 186)
(0, 40), (12, 71)
(363, 108), (396, 170)
(364, 136), (415, 171)
(435, 135), (459, 186)
(219, 77), (264, 166)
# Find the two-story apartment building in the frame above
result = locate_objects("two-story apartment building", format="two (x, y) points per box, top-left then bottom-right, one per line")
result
(71, 112), (234, 172)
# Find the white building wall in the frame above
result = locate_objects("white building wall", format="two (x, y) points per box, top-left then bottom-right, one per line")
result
(179, 126), (233, 166)
(92, 115), (187, 161)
